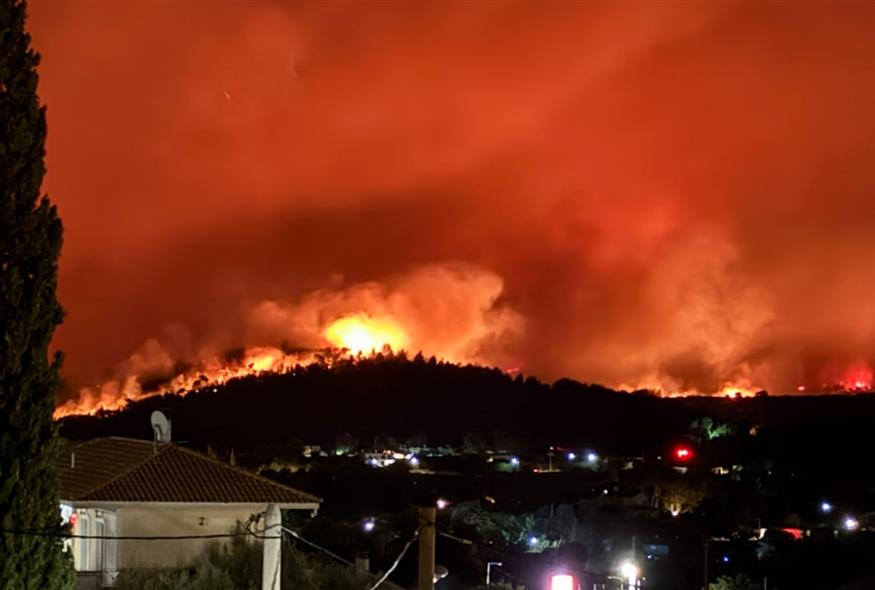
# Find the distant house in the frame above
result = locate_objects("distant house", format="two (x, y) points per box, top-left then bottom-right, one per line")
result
(58, 437), (320, 589)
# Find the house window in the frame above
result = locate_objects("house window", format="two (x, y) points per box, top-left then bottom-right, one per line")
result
(95, 513), (106, 573)
(78, 512), (90, 570)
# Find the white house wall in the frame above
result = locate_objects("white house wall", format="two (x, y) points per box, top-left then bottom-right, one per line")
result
(114, 504), (263, 569)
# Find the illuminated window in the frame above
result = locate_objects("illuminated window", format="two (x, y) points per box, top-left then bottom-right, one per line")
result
(78, 512), (90, 570)
(95, 513), (106, 572)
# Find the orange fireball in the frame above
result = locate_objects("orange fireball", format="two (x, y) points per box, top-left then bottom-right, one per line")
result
(324, 314), (408, 355)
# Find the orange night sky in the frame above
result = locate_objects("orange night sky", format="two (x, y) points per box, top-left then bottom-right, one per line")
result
(27, 1), (875, 403)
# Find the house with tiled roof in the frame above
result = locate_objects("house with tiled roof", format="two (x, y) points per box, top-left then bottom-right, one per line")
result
(58, 436), (320, 590)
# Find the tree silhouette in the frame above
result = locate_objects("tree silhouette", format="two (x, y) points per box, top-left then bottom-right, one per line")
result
(0, 1), (73, 587)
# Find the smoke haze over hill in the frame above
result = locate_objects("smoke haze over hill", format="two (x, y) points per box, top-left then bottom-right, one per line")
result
(28, 1), (875, 401)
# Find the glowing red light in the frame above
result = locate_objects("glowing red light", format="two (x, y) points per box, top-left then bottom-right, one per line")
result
(69, 512), (78, 527)
(780, 527), (803, 540)
(674, 446), (693, 461)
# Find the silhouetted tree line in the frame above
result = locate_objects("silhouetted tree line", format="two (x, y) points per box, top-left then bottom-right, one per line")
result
(59, 352), (692, 455)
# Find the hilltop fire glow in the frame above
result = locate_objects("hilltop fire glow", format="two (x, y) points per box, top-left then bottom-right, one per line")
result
(53, 345), (318, 418)
(324, 315), (409, 355)
(54, 264), (526, 418)
(54, 316), (413, 418)
(54, 333), (875, 420)
(53, 321), (397, 419)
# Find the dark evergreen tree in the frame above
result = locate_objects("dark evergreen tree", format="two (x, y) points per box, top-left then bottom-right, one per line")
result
(0, 1), (74, 588)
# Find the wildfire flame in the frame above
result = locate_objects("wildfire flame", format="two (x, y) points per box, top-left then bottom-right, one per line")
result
(836, 366), (873, 392)
(324, 314), (408, 355)
(54, 314), (414, 419)
(659, 381), (760, 399)
(53, 345), (320, 419)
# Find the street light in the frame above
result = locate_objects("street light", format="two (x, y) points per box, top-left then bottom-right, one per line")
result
(362, 518), (376, 533)
(844, 516), (859, 531)
(820, 501), (833, 514)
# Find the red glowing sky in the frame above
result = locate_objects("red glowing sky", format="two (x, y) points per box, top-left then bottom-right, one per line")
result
(27, 1), (875, 399)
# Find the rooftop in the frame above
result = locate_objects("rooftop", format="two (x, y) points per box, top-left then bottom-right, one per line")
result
(59, 437), (320, 506)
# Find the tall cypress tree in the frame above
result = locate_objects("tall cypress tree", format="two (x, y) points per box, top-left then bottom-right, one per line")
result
(0, 1), (74, 588)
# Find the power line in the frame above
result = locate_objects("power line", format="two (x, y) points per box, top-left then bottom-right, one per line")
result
(282, 526), (355, 567)
(438, 530), (473, 545)
(0, 528), (269, 540)
(366, 530), (419, 590)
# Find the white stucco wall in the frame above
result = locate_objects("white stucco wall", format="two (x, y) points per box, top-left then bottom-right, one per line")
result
(114, 504), (264, 569)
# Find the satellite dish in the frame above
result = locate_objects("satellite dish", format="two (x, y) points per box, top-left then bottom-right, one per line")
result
(434, 565), (449, 582)
(150, 411), (172, 444)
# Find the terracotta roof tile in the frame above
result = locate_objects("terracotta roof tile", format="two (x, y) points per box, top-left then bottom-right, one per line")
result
(58, 437), (319, 506)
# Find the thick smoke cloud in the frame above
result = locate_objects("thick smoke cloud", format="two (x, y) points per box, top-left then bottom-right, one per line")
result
(29, 0), (875, 400)
(246, 264), (521, 363)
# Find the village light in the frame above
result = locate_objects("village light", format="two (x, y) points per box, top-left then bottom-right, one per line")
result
(843, 516), (859, 531)
(550, 574), (576, 590)
(528, 536), (539, 547)
(820, 501), (833, 514)
(363, 518), (376, 533)
(567, 452), (576, 461)
(620, 561), (639, 588)
(510, 456), (520, 466)
(586, 452), (598, 464)
(436, 498), (449, 510)
(408, 456), (420, 467)
(674, 445), (693, 462)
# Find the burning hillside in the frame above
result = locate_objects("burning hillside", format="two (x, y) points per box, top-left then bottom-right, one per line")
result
(55, 264), (524, 417)
(55, 261), (875, 418)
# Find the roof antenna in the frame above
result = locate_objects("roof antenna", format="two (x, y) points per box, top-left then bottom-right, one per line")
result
(150, 411), (172, 447)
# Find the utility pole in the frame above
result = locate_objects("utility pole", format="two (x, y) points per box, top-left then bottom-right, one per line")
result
(703, 540), (709, 590)
(262, 504), (281, 590)
(418, 507), (436, 590)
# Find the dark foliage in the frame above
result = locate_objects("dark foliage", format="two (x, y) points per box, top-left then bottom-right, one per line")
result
(0, 0), (73, 588)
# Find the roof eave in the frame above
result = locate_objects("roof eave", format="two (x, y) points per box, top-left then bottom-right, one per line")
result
(63, 500), (320, 512)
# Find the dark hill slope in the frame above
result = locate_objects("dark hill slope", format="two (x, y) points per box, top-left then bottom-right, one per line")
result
(59, 354), (689, 454)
